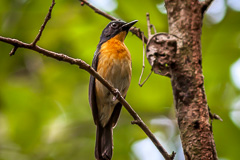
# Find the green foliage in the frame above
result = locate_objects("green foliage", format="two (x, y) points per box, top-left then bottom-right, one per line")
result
(0, 0), (240, 159)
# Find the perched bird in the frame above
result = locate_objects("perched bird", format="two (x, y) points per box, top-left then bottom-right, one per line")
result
(89, 20), (138, 160)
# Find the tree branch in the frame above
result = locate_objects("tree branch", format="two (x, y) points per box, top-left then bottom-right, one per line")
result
(9, 46), (18, 56)
(80, 0), (116, 21)
(138, 32), (153, 87)
(164, 0), (218, 159)
(0, 1), (175, 160)
(31, 0), (56, 46)
(0, 35), (174, 160)
(79, 0), (148, 43)
(200, 0), (214, 14)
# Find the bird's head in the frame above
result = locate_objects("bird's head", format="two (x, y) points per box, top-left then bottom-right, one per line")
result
(98, 20), (138, 46)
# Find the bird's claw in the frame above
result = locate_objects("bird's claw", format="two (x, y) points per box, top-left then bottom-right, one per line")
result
(112, 89), (120, 101)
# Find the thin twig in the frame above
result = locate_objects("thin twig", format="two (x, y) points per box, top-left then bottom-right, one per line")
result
(139, 70), (153, 87)
(79, 0), (148, 43)
(146, 13), (152, 39)
(9, 46), (18, 56)
(139, 32), (146, 86)
(31, 0), (55, 46)
(139, 32), (153, 87)
(146, 13), (157, 37)
(80, 0), (116, 20)
(211, 113), (223, 121)
(151, 24), (157, 34)
(208, 106), (223, 122)
(200, 0), (214, 14)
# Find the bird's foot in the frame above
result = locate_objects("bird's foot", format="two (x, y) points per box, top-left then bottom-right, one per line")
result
(112, 89), (120, 101)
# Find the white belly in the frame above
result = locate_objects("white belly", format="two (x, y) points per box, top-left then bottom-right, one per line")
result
(95, 57), (132, 127)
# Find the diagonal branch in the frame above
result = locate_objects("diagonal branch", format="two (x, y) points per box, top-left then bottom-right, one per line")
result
(31, 0), (55, 46)
(79, 0), (148, 43)
(80, 0), (116, 21)
(0, 35), (174, 160)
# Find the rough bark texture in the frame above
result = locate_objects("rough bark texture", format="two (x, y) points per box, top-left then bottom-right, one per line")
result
(163, 0), (218, 159)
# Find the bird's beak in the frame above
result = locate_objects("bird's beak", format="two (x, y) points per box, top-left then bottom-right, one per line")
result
(121, 20), (138, 31)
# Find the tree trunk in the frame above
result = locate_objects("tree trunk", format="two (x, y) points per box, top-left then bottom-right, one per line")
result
(164, 0), (218, 159)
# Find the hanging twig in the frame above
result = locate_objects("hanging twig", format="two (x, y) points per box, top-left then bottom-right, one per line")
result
(138, 32), (153, 87)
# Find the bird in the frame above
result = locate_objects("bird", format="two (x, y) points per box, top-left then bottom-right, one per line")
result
(89, 20), (138, 160)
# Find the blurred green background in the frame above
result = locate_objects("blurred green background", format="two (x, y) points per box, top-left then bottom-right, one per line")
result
(0, 0), (240, 160)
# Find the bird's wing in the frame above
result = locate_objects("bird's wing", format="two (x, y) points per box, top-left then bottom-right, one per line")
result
(89, 48), (100, 125)
(89, 46), (124, 127)
(109, 102), (122, 127)
(109, 95), (128, 127)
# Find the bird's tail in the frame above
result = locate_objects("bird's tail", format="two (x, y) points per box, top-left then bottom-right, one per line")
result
(95, 124), (113, 160)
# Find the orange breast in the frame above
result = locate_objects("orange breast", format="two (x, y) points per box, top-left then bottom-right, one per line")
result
(99, 37), (131, 60)
(95, 36), (132, 97)
(97, 37), (132, 79)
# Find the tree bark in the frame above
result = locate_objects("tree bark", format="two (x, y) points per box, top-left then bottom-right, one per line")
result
(164, 0), (218, 159)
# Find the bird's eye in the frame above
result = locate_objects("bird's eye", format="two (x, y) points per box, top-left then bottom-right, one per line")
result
(111, 23), (118, 28)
